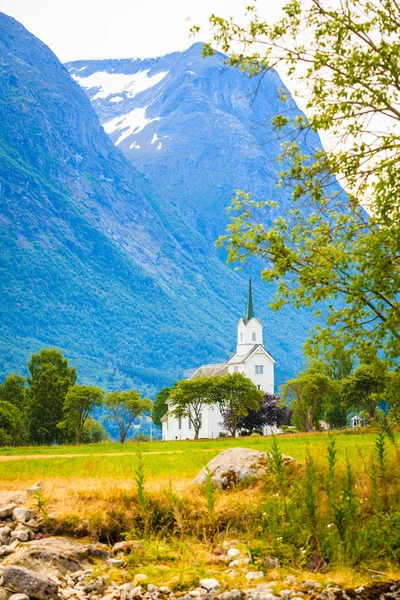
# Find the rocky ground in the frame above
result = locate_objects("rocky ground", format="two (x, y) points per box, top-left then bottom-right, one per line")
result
(0, 488), (398, 600)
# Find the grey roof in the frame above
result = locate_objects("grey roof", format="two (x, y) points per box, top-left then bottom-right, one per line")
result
(190, 363), (229, 379)
(227, 344), (277, 365)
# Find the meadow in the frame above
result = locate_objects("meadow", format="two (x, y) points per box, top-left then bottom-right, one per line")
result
(0, 430), (383, 481)
(1, 429), (399, 592)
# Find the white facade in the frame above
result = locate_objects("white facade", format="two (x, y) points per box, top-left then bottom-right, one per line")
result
(161, 282), (276, 440)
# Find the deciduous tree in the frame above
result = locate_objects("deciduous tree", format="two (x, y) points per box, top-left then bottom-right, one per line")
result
(342, 363), (387, 421)
(168, 378), (215, 439)
(27, 348), (76, 444)
(152, 386), (172, 429)
(58, 385), (104, 444)
(201, 0), (400, 364)
(212, 372), (263, 437)
(105, 390), (152, 443)
(280, 373), (338, 432)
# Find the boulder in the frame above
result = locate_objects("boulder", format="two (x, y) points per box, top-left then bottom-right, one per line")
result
(193, 448), (295, 489)
(2, 566), (58, 600)
(1, 537), (109, 576)
(26, 483), (44, 497)
(0, 590), (13, 600)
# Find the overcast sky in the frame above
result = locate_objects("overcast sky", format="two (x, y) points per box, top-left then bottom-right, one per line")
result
(0, 0), (286, 63)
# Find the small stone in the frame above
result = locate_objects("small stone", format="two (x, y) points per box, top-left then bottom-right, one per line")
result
(0, 590), (12, 600)
(108, 559), (125, 568)
(301, 581), (321, 591)
(9, 594), (30, 600)
(11, 509), (34, 524)
(218, 591), (243, 600)
(10, 531), (29, 543)
(83, 578), (105, 595)
(228, 561), (240, 568)
(283, 577), (296, 586)
(158, 588), (170, 595)
(0, 505), (17, 520)
(147, 586), (158, 594)
(227, 548), (240, 558)
(200, 580), (220, 593)
(26, 482), (43, 496)
(278, 591), (291, 600)
(245, 572), (264, 582)
(264, 557), (280, 570)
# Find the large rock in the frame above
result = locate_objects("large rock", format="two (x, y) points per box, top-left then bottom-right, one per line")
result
(2, 566), (58, 600)
(193, 448), (295, 489)
(1, 537), (109, 576)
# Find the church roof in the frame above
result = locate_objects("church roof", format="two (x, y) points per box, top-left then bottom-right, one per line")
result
(190, 363), (229, 379)
(227, 344), (277, 365)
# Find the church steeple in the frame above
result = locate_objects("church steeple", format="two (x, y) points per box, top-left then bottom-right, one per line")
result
(245, 278), (254, 321)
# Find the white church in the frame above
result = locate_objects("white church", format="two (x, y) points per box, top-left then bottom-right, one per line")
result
(161, 281), (277, 440)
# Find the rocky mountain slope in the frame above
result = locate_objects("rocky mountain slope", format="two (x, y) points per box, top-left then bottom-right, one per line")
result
(0, 14), (314, 397)
(67, 44), (319, 244)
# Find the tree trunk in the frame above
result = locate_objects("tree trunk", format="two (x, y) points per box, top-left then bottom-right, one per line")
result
(194, 428), (200, 440)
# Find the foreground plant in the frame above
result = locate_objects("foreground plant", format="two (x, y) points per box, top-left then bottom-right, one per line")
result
(198, 0), (400, 365)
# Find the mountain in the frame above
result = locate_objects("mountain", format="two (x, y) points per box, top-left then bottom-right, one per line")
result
(67, 43), (319, 244)
(0, 14), (314, 408)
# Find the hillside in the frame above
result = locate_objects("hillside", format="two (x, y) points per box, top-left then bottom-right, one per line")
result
(0, 14), (314, 397)
(67, 43), (319, 244)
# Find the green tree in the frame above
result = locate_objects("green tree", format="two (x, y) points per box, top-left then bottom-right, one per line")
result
(202, 0), (400, 364)
(168, 378), (215, 440)
(58, 385), (104, 444)
(0, 374), (26, 411)
(212, 372), (264, 437)
(81, 417), (109, 444)
(105, 390), (152, 443)
(152, 386), (171, 429)
(280, 373), (337, 432)
(0, 401), (26, 446)
(342, 363), (387, 422)
(27, 348), (76, 445)
(385, 371), (400, 411)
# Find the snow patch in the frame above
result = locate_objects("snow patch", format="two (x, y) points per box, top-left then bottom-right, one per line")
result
(109, 96), (124, 103)
(77, 66), (87, 72)
(157, 142), (162, 150)
(151, 133), (159, 144)
(104, 107), (161, 146)
(129, 141), (141, 149)
(73, 69), (168, 100)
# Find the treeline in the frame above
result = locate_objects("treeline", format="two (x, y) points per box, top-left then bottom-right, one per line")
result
(0, 348), (151, 446)
(153, 353), (400, 435)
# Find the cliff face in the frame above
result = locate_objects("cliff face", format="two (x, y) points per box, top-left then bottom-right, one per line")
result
(0, 15), (314, 394)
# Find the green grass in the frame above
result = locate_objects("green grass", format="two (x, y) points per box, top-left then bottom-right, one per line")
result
(0, 430), (391, 481)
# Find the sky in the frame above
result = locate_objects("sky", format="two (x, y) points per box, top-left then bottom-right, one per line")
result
(0, 0), (286, 63)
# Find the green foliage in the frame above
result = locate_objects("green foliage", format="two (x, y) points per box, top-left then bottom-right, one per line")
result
(342, 362), (387, 421)
(169, 377), (216, 440)
(58, 385), (104, 444)
(205, 0), (400, 365)
(81, 417), (109, 444)
(134, 444), (149, 537)
(204, 466), (217, 546)
(0, 374), (26, 411)
(280, 372), (338, 431)
(105, 390), (152, 443)
(27, 348), (76, 444)
(0, 400), (26, 445)
(211, 372), (264, 437)
(152, 387), (171, 429)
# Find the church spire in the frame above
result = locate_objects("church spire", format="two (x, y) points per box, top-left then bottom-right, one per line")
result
(245, 278), (254, 321)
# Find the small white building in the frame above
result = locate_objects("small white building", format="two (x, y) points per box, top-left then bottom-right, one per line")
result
(351, 414), (362, 428)
(161, 281), (276, 440)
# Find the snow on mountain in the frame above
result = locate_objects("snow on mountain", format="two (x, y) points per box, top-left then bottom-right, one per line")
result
(72, 69), (168, 100)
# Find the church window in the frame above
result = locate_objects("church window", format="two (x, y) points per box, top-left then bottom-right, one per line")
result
(234, 366), (238, 372)
(257, 385), (261, 390)
(178, 418), (182, 430)
(252, 332), (256, 341)
(188, 418), (192, 429)
(199, 415), (202, 428)
(255, 365), (264, 375)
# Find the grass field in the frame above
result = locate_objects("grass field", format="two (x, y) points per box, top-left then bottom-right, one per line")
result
(0, 430), (387, 482)
(0, 429), (399, 590)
